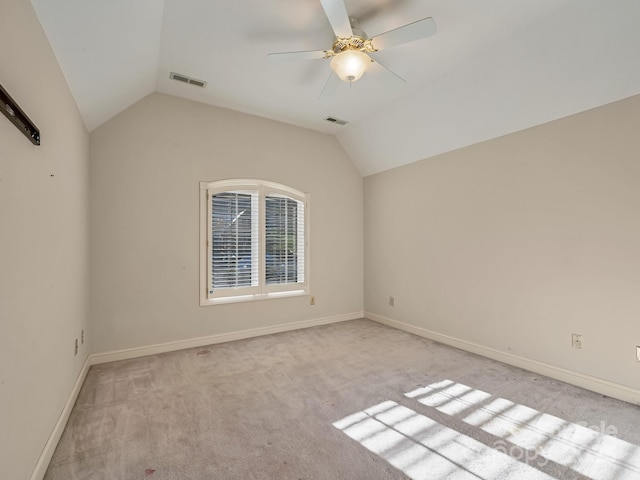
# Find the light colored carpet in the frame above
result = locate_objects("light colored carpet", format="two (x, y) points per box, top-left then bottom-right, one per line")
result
(45, 319), (640, 479)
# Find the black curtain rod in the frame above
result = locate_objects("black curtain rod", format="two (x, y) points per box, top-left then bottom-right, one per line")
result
(0, 83), (40, 145)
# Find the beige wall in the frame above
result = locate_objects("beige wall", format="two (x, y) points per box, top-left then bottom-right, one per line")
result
(89, 93), (363, 353)
(365, 94), (640, 390)
(3, 2), (638, 476)
(0, 0), (90, 478)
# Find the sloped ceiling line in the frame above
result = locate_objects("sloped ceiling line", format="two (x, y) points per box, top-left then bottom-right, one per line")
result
(30, 0), (640, 176)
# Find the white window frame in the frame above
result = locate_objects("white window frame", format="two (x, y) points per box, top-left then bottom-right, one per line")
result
(200, 179), (310, 305)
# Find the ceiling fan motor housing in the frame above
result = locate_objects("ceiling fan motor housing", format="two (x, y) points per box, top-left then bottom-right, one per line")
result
(332, 36), (364, 54)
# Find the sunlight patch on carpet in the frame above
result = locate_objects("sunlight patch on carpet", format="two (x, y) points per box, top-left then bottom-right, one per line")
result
(405, 380), (640, 480)
(333, 400), (554, 480)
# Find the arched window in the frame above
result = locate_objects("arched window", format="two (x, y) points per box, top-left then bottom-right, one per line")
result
(200, 179), (309, 305)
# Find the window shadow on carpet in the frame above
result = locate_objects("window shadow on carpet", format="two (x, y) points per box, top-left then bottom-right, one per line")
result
(333, 379), (640, 480)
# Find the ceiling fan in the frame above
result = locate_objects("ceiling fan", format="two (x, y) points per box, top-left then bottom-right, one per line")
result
(267, 0), (436, 98)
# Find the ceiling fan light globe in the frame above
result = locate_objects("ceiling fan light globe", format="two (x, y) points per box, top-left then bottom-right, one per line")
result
(330, 49), (370, 83)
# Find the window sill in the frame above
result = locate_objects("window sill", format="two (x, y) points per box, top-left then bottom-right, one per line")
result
(200, 289), (308, 306)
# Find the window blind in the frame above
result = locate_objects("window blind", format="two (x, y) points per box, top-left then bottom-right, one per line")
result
(210, 191), (258, 291)
(265, 196), (304, 285)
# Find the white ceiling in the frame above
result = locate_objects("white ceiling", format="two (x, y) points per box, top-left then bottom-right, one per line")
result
(31, 0), (640, 176)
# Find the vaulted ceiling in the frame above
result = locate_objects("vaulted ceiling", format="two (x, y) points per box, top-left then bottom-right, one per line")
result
(31, 0), (640, 175)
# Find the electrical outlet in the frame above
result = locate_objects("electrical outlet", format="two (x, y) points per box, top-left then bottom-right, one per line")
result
(572, 334), (583, 349)
(389, 296), (395, 307)
(310, 296), (315, 306)
(636, 346), (640, 362)
(74, 338), (78, 356)
(81, 329), (84, 345)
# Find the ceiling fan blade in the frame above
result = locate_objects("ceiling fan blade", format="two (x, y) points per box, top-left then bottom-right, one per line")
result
(370, 17), (436, 50)
(267, 50), (327, 63)
(318, 72), (341, 101)
(319, 0), (353, 38)
(368, 59), (406, 87)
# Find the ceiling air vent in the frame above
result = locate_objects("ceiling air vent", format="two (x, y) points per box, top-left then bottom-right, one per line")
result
(170, 72), (207, 88)
(325, 116), (348, 126)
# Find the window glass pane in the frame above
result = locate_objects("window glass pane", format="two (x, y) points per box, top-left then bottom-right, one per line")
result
(265, 196), (302, 285)
(211, 192), (254, 288)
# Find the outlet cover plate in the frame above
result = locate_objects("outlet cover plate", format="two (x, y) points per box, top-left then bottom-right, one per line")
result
(572, 334), (583, 349)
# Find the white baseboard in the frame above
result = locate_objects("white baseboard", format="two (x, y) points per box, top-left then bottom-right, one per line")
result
(27, 311), (639, 480)
(90, 311), (364, 365)
(30, 356), (91, 480)
(366, 311), (640, 406)
(31, 312), (363, 479)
